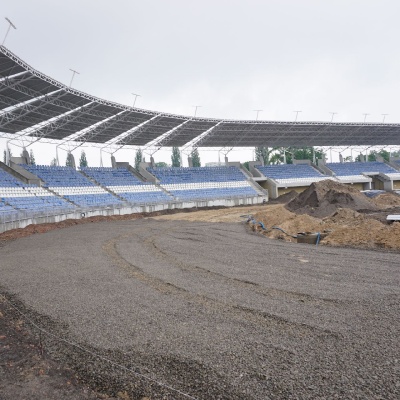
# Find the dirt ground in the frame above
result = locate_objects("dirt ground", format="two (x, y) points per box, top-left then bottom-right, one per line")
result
(1, 191), (400, 251)
(0, 294), (130, 400)
(154, 181), (400, 251)
(154, 203), (400, 250)
(1, 218), (399, 399)
(1, 182), (399, 397)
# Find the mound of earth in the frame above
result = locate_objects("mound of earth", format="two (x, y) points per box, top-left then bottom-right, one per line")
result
(371, 191), (400, 208)
(286, 179), (378, 218)
(251, 204), (400, 250)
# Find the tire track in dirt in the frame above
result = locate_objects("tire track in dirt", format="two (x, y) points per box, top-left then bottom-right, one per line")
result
(102, 222), (342, 340)
(147, 223), (342, 306)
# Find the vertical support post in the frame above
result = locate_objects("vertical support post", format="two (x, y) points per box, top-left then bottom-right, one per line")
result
(56, 146), (60, 166)
(6, 141), (10, 166)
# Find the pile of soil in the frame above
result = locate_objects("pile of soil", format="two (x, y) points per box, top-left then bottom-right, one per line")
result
(286, 179), (377, 218)
(371, 192), (400, 208)
(251, 204), (400, 250)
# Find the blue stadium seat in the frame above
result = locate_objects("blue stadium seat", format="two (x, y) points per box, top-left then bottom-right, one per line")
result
(81, 167), (172, 204)
(22, 165), (123, 207)
(0, 167), (75, 216)
(326, 161), (400, 177)
(256, 164), (326, 183)
(148, 166), (258, 200)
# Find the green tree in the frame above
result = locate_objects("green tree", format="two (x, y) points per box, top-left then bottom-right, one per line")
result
(29, 149), (36, 165)
(242, 161), (251, 171)
(155, 161), (168, 168)
(134, 148), (143, 171)
(255, 146), (283, 165)
(191, 148), (201, 167)
(366, 149), (390, 162)
(283, 146), (325, 164)
(79, 150), (88, 167)
(66, 152), (75, 168)
(50, 158), (58, 166)
(390, 150), (400, 158)
(171, 146), (181, 167)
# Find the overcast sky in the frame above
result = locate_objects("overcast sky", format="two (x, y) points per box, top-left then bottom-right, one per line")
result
(1, 0), (400, 165)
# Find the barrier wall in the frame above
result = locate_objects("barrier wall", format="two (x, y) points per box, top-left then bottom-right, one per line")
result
(0, 195), (266, 234)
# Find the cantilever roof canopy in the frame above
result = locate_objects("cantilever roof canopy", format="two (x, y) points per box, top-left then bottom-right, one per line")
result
(1, 45), (400, 148)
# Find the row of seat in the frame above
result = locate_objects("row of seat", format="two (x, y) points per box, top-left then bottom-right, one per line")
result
(171, 187), (257, 201)
(81, 167), (174, 203)
(257, 164), (324, 180)
(1, 165), (261, 213)
(326, 161), (399, 176)
(81, 167), (146, 186)
(148, 166), (248, 184)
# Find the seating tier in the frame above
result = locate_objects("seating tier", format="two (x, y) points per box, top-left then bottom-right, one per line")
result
(326, 161), (400, 177)
(82, 167), (172, 204)
(149, 166), (258, 200)
(22, 165), (123, 207)
(257, 164), (325, 183)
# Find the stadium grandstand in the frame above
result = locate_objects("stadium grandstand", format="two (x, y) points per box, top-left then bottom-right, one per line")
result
(1, 44), (400, 231)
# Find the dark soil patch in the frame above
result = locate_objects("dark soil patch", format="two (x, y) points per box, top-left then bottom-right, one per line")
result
(0, 294), (119, 400)
(358, 206), (400, 224)
(286, 179), (378, 218)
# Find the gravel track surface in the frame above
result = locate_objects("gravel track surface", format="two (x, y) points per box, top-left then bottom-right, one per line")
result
(1, 218), (399, 399)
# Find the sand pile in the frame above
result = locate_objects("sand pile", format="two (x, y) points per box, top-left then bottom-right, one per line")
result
(286, 179), (377, 218)
(371, 192), (400, 208)
(252, 204), (400, 250)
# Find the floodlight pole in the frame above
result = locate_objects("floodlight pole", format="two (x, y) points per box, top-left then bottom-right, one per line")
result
(69, 68), (80, 87)
(254, 110), (263, 121)
(2, 17), (16, 46)
(382, 114), (389, 123)
(294, 110), (302, 121)
(132, 93), (140, 107)
(192, 105), (201, 117)
(363, 113), (370, 123)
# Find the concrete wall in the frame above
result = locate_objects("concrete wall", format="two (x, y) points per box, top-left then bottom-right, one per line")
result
(293, 159), (311, 165)
(138, 162), (158, 183)
(0, 196), (266, 234)
(343, 182), (365, 191)
(118, 163), (147, 182)
(371, 178), (385, 190)
(277, 186), (309, 197)
(317, 160), (335, 176)
(248, 161), (263, 177)
(265, 180), (279, 199)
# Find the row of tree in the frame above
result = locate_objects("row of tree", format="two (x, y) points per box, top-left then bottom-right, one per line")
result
(3, 149), (36, 164)
(3, 147), (400, 169)
(134, 147), (201, 170)
(252, 146), (400, 165)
